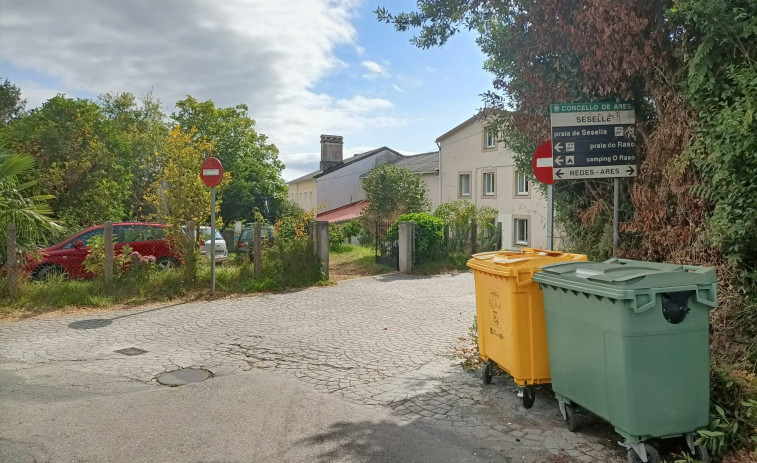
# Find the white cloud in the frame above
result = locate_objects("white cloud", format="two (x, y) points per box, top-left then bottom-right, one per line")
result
(0, 0), (403, 160)
(392, 84), (404, 92)
(361, 60), (389, 78)
(16, 81), (65, 109)
(355, 45), (366, 56)
(336, 95), (393, 113)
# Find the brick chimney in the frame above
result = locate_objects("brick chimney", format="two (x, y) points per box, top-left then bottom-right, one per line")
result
(320, 135), (343, 172)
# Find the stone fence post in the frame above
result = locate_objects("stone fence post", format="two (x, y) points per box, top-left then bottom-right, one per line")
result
(253, 223), (262, 277)
(311, 220), (329, 279)
(398, 221), (415, 273)
(6, 222), (17, 298)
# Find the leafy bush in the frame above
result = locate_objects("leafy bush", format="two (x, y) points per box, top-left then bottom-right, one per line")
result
(434, 200), (500, 252)
(265, 205), (323, 287)
(82, 235), (134, 278)
(329, 223), (347, 252)
(388, 212), (444, 261)
(697, 365), (757, 459)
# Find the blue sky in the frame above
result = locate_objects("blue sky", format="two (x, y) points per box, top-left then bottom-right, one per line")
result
(0, 0), (493, 180)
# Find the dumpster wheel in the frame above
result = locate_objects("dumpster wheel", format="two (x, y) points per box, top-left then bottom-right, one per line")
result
(521, 385), (536, 409)
(481, 360), (494, 385)
(563, 403), (579, 432)
(626, 443), (660, 463)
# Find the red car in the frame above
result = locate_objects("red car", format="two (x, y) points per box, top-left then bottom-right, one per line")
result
(25, 222), (181, 280)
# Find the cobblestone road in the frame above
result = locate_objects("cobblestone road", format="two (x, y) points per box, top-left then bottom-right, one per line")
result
(0, 273), (622, 462)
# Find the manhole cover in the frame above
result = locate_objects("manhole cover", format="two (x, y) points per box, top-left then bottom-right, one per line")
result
(156, 368), (212, 386)
(114, 347), (148, 356)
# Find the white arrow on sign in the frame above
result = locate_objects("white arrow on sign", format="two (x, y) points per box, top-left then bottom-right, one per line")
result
(554, 142), (564, 153)
(554, 156), (564, 166)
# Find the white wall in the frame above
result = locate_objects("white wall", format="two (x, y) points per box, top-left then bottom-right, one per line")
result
(316, 149), (403, 212)
(287, 179), (316, 211)
(423, 172), (440, 211)
(438, 119), (550, 250)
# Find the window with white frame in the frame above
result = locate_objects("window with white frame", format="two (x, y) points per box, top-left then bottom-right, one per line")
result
(516, 171), (529, 195)
(485, 128), (496, 148)
(459, 173), (471, 197)
(514, 218), (529, 245)
(483, 172), (495, 196)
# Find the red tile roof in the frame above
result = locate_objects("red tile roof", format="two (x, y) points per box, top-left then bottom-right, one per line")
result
(316, 200), (368, 223)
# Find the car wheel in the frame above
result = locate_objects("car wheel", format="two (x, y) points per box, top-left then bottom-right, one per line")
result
(35, 264), (66, 281)
(156, 257), (180, 271)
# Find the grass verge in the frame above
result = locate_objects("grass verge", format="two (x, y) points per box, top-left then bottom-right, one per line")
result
(329, 245), (392, 280)
(0, 255), (319, 321)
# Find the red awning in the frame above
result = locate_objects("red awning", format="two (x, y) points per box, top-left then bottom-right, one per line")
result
(316, 200), (368, 223)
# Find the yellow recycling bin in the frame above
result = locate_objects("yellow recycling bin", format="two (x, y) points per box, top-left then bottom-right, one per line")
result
(467, 248), (587, 408)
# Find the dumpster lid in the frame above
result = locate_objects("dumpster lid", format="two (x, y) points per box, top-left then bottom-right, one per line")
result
(533, 258), (717, 290)
(466, 248), (587, 276)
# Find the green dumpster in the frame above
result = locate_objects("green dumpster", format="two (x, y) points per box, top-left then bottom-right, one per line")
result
(532, 259), (717, 463)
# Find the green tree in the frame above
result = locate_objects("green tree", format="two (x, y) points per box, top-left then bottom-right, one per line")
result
(0, 148), (60, 262)
(0, 95), (131, 228)
(361, 163), (430, 224)
(98, 92), (168, 220)
(172, 96), (287, 224)
(146, 126), (224, 226)
(0, 78), (26, 127)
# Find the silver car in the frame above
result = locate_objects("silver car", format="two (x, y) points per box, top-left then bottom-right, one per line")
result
(199, 227), (228, 264)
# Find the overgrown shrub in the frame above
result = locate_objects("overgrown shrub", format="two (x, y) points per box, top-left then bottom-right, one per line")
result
(329, 223), (347, 252)
(82, 235), (134, 278)
(434, 201), (500, 252)
(265, 205), (323, 287)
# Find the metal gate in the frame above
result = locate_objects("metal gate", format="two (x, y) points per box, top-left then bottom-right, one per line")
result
(375, 219), (399, 270)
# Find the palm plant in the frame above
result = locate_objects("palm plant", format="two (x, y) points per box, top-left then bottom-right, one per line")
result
(0, 147), (60, 264)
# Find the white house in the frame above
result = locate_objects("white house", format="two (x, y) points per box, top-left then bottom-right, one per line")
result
(436, 113), (550, 250)
(288, 135), (434, 223)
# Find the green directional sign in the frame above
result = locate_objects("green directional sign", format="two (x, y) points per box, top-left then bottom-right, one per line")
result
(550, 101), (637, 180)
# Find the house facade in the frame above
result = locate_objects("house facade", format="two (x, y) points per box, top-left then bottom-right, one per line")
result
(436, 113), (550, 250)
(288, 135), (443, 223)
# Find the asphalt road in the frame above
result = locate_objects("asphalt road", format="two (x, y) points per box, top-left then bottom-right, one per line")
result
(0, 273), (620, 462)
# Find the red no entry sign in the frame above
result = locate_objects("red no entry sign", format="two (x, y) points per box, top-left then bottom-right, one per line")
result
(532, 141), (554, 185)
(200, 157), (223, 188)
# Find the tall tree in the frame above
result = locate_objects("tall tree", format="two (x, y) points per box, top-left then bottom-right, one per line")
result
(361, 164), (430, 224)
(0, 95), (131, 228)
(145, 126), (224, 227)
(99, 92), (169, 220)
(172, 96), (287, 224)
(0, 78), (26, 127)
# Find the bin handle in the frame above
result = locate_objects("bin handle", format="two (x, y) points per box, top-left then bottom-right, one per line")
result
(633, 284), (718, 313)
(516, 269), (535, 286)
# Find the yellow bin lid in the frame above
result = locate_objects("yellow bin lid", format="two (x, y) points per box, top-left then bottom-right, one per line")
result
(467, 248), (587, 278)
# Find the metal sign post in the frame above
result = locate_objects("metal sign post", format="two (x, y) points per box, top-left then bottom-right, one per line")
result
(547, 184), (554, 251)
(210, 187), (216, 293)
(200, 157), (224, 295)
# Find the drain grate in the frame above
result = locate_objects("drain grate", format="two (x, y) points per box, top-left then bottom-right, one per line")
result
(114, 347), (148, 356)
